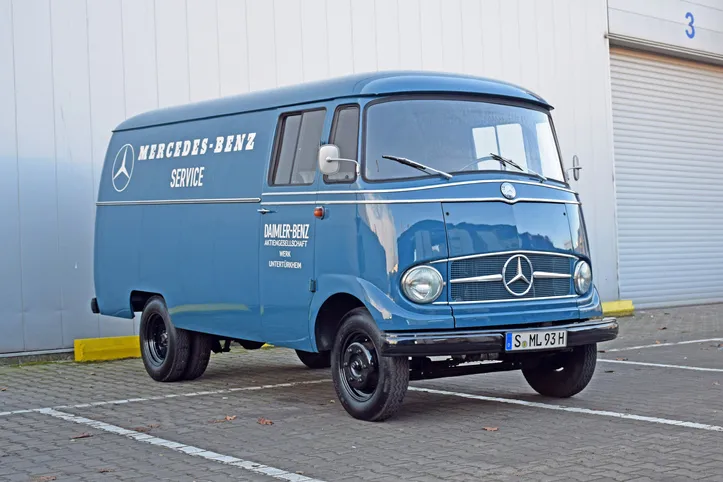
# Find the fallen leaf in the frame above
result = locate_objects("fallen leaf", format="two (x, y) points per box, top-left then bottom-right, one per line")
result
(615, 357), (628, 361)
(483, 427), (498, 432)
(70, 433), (92, 440)
(257, 417), (273, 425)
(329, 399), (336, 403)
(98, 468), (115, 474)
(658, 327), (667, 330)
(32, 476), (57, 481)
(132, 426), (151, 433)
(655, 340), (662, 344)
(225, 415), (237, 421)
(147, 423), (160, 429)
(605, 370), (615, 373)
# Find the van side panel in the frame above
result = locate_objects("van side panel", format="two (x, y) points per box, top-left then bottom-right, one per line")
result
(95, 110), (276, 341)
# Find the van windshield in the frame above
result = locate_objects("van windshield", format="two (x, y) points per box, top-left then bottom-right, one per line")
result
(364, 98), (565, 182)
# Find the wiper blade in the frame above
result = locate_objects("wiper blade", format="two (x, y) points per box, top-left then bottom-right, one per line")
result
(489, 152), (547, 182)
(382, 155), (453, 180)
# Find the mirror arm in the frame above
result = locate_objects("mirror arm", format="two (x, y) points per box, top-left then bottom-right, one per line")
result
(327, 157), (360, 176)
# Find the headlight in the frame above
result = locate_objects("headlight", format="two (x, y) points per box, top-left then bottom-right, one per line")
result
(574, 260), (592, 295)
(401, 265), (444, 304)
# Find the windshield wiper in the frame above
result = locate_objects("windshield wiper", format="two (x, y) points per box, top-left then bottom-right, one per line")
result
(381, 155), (453, 180)
(489, 152), (547, 182)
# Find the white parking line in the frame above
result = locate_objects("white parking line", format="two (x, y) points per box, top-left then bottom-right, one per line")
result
(605, 338), (723, 352)
(599, 359), (723, 372)
(0, 379), (329, 418)
(38, 408), (325, 482)
(408, 387), (723, 433)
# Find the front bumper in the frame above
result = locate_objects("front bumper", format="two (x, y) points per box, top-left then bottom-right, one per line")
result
(380, 317), (618, 357)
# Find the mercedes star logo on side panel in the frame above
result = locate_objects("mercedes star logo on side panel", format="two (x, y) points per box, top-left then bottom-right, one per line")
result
(112, 144), (135, 192)
(500, 182), (516, 200)
(502, 254), (534, 296)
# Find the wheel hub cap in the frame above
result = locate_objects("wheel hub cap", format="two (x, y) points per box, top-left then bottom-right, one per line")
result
(343, 342), (375, 391)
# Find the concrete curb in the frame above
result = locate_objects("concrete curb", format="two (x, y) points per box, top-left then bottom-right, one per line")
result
(602, 300), (635, 317)
(74, 335), (141, 362)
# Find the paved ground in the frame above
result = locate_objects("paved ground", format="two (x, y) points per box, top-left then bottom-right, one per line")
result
(1, 304), (722, 482)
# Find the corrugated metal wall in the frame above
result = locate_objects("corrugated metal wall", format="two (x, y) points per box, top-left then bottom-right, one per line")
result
(611, 49), (723, 308)
(0, 0), (618, 354)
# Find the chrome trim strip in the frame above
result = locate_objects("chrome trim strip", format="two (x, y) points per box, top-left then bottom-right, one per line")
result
(430, 250), (579, 264)
(261, 178), (576, 196)
(533, 271), (572, 279)
(262, 197), (579, 206)
(450, 274), (503, 284)
(96, 197), (261, 206)
(449, 271), (571, 285)
(433, 294), (578, 305)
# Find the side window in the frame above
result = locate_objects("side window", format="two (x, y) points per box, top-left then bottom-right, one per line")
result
(270, 109), (326, 186)
(325, 105), (359, 183)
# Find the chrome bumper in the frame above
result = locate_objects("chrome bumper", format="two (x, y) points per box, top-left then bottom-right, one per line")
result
(380, 318), (618, 357)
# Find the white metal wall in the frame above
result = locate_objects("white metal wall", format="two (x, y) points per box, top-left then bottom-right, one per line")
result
(610, 48), (723, 307)
(0, 0), (619, 354)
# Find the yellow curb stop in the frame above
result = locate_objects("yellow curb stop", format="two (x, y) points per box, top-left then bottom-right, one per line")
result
(602, 300), (635, 317)
(74, 335), (140, 362)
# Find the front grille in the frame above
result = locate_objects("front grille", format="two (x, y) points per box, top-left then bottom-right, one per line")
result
(449, 252), (574, 303)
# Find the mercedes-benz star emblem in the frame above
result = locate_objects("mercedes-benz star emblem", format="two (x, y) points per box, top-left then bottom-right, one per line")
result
(502, 254), (534, 296)
(111, 144), (135, 192)
(500, 182), (516, 200)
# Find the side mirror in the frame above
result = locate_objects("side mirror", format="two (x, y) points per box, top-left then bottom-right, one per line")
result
(318, 144), (359, 176)
(566, 154), (582, 181)
(318, 144), (341, 175)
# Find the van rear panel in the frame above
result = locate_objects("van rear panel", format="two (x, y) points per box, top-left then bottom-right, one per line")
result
(94, 109), (274, 340)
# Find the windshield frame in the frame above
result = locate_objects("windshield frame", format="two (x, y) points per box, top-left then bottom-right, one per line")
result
(360, 94), (568, 185)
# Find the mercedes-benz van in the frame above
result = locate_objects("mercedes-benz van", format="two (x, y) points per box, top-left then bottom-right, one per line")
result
(92, 71), (618, 421)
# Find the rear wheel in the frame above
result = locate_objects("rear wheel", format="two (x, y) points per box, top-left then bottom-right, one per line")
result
(522, 344), (597, 398)
(331, 308), (409, 422)
(139, 297), (190, 382)
(182, 332), (213, 380)
(295, 350), (331, 369)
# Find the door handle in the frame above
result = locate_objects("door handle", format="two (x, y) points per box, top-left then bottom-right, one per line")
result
(257, 208), (274, 214)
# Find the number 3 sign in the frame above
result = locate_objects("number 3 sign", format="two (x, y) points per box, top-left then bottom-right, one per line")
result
(685, 12), (695, 39)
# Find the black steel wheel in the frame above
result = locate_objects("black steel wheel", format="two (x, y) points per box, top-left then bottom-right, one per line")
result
(522, 344), (597, 398)
(295, 349), (331, 369)
(139, 296), (190, 382)
(331, 308), (409, 421)
(143, 313), (168, 367)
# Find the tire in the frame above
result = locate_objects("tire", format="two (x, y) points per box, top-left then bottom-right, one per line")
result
(522, 343), (597, 398)
(182, 332), (213, 381)
(331, 307), (409, 422)
(139, 296), (191, 382)
(296, 350), (331, 369)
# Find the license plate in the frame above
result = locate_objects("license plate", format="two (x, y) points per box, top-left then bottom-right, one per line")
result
(505, 330), (567, 351)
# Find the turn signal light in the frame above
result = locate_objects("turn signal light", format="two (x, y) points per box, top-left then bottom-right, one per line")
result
(314, 206), (325, 219)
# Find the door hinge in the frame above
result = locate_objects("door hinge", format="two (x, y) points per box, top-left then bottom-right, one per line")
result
(309, 279), (317, 293)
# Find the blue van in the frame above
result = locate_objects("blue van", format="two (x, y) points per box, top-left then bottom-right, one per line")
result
(92, 71), (618, 421)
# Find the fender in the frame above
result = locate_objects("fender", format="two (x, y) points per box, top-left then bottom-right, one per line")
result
(307, 274), (454, 352)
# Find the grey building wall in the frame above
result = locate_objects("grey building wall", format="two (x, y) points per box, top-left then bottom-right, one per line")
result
(0, 0), (619, 354)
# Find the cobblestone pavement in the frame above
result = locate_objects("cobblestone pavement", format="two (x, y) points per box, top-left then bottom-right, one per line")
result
(1, 304), (722, 482)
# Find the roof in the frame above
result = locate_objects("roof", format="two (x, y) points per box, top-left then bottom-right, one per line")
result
(114, 71), (551, 132)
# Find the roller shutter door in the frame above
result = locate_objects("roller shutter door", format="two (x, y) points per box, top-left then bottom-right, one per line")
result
(610, 49), (723, 308)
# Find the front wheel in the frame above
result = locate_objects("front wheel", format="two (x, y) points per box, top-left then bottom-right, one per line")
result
(331, 308), (409, 422)
(522, 344), (597, 398)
